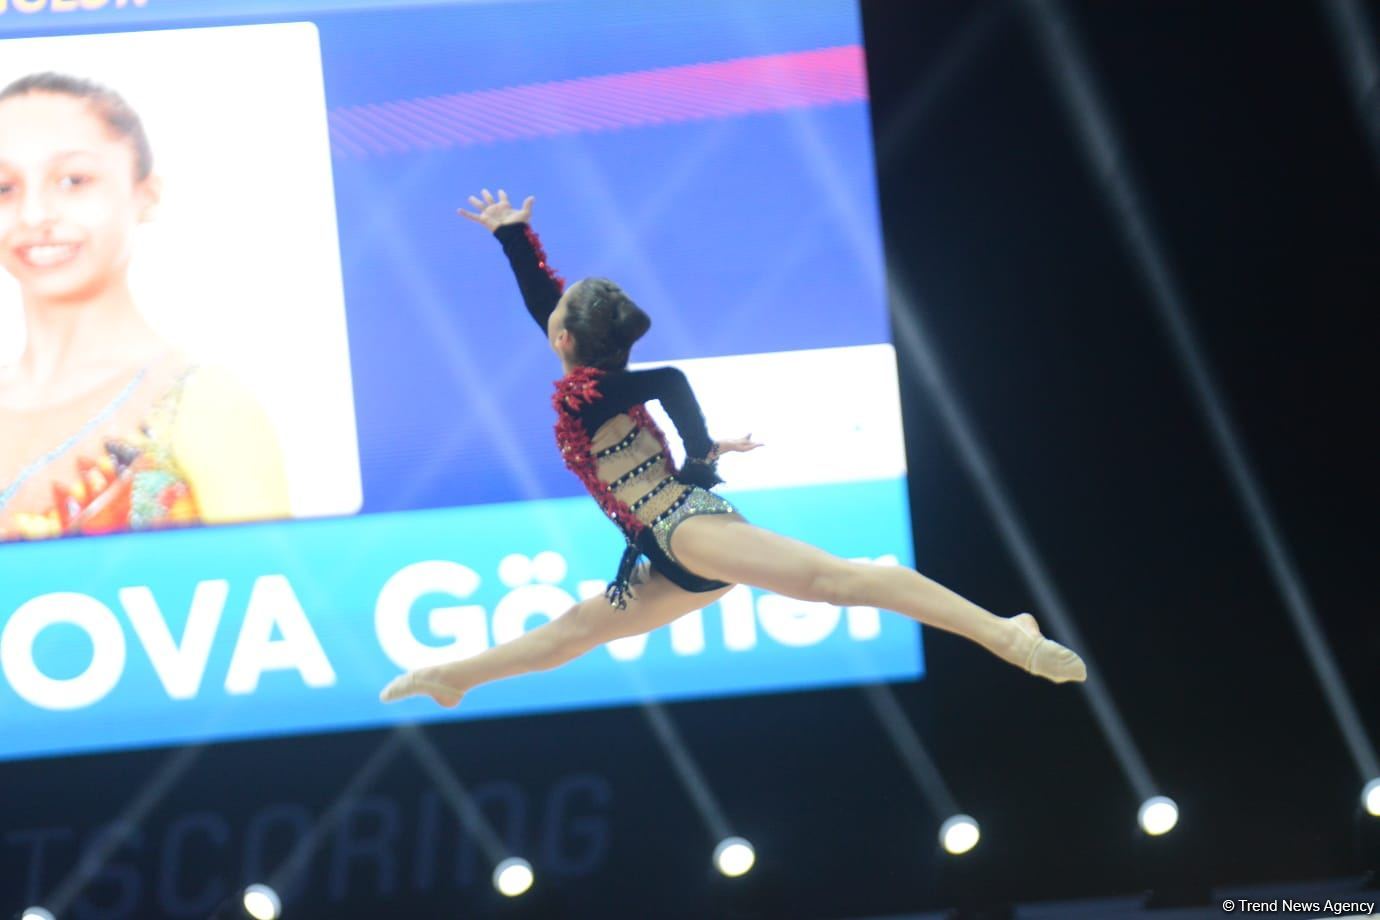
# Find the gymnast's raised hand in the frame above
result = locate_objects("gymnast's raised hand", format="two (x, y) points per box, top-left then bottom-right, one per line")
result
(457, 187), (532, 230)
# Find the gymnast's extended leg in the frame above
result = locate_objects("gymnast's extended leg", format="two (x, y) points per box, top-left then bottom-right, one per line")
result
(380, 563), (735, 707)
(669, 514), (1086, 683)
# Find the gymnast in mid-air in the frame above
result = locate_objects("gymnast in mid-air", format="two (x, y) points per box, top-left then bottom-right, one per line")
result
(381, 189), (1086, 707)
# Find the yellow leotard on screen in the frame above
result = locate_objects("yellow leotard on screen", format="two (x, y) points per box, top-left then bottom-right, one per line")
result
(0, 362), (291, 541)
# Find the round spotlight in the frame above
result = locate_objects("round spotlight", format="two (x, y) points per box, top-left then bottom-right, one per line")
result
(939, 814), (981, 855)
(1138, 795), (1179, 836)
(242, 884), (281, 920)
(493, 857), (534, 897)
(713, 836), (756, 877)
(1363, 778), (1380, 818)
(22, 908), (56, 920)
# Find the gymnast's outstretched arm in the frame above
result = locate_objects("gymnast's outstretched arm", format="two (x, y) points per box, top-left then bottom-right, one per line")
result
(604, 366), (763, 488)
(457, 188), (560, 334)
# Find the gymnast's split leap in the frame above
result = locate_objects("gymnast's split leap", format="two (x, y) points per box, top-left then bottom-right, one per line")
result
(380, 189), (1086, 708)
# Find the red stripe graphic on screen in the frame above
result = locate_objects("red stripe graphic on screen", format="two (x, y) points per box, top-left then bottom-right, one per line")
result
(327, 45), (868, 157)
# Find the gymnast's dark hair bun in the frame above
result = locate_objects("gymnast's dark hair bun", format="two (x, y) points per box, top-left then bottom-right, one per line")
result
(564, 277), (651, 371)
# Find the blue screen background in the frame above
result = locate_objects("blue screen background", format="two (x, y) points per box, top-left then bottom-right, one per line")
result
(0, 0), (918, 763)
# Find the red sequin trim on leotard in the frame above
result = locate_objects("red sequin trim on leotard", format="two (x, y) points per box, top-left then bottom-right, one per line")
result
(551, 366), (688, 536)
(524, 224), (566, 293)
(552, 366), (646, 536)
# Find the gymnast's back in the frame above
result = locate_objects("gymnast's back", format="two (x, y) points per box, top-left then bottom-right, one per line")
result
(492, 222), (724, 499)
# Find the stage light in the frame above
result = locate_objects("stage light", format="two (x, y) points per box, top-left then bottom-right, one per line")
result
(1138, 796), (1179, 836)
(1364, 778), (1380, 817)
(22, 908), (55, 920)
(493, 857), (534, 897)
(242, 884), (281, 920)
(714, 836), (756, 877)
(939, 814), (980, 855)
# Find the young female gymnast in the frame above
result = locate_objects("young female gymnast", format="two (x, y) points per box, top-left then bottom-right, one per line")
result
(380, 189), (1085, 707)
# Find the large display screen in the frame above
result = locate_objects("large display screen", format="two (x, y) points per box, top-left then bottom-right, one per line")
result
(0, 0), (919, 762)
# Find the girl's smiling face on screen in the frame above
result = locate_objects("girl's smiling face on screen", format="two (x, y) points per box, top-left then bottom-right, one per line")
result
(0, 91), (157, 303)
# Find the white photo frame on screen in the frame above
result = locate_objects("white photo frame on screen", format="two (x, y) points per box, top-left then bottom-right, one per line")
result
(0, 22), (362, 521)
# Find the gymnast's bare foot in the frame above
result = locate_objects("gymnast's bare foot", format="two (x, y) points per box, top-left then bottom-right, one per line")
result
(1008, 612), (1087, 684)
(1012, 612), (1041, 640)
(379, 667), (466, 708)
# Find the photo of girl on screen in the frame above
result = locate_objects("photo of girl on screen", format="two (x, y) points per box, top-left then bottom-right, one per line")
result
(0, 72), (290, 542)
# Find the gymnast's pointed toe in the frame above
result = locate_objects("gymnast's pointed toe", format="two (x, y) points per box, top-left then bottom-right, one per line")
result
(379, 674), (410, 703)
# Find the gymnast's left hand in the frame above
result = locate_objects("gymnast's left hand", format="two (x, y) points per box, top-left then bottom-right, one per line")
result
(457, 188), (533, 230)
(713, 434), (764, 456)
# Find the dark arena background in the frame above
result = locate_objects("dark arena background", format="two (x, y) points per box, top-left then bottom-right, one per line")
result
(2, 1), (1378, 918)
